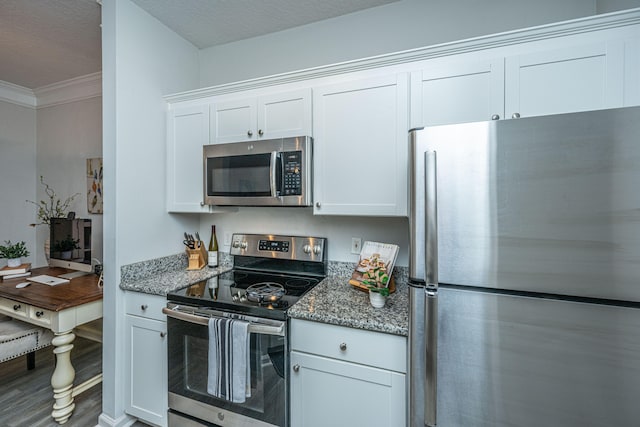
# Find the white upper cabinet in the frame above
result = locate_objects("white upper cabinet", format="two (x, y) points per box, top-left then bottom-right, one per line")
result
(210, 98), (256, 143)
(210, 88), (312, 144)
(166, 104), (210, 213)
(411, 40), (628, 127)
(410, 59), (505, 127)
(313, 74), (409, 216)
(505, 41), (624, 118)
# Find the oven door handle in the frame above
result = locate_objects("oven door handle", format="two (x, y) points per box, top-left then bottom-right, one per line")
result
(162, 307), (286, 336)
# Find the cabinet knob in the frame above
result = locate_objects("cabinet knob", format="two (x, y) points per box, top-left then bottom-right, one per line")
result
(200, 201), (205, 207)
(13, 304), (21, 311)
(339, 342), (347, 351)
(247, 130), (253, 137)
(511, 112), (521, 119)
(491, 114), (500, 120)
(36, 311), (44, 318)
(218, 412), (225, 421)
(141, 304), (148, 311)
(258, 129), (264, 136)
(160, 332), (167, 338)
(315, 202), (321, 208)
(293, 364), (300, 372)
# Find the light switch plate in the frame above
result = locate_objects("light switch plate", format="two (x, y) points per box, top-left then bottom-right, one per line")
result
(351, 237), (362, 254)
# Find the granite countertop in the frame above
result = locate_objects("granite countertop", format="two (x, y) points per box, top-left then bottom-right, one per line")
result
(120, 254), (409, 336)
(119, 252), (232, 296)
(288, 274), (409, 337)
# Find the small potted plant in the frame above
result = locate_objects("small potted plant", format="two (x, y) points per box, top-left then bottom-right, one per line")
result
(0, 240), (30, 267)
(362, 261), (390, 308)
(53, 235), (80, 260)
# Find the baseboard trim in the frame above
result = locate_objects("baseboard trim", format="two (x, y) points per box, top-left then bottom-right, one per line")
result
(97, 412), (137, 427)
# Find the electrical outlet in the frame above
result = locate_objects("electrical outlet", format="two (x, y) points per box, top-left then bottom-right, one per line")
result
(351, 237), (362, 254)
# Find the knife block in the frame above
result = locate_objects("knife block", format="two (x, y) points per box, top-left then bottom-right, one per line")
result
(186, 242), (207, 270)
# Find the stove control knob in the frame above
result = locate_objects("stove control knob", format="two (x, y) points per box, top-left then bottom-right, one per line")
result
(232, 293), (239, 302)
(232, 240), (240, 248)
(303, 244), (312, 254)
(240, 295), (247, 302)
(240, 241), (248, 249)
(313, 245), (322, 255)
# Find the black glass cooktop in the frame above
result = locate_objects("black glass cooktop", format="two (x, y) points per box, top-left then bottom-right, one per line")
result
(167, 270), (322, 320)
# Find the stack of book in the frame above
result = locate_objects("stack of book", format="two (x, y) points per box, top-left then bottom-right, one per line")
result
(0, 263), (32, 280)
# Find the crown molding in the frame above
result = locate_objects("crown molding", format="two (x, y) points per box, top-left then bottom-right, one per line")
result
(0, 80), (37, 108)
(166, 7), (640, 102)
(34, 72), (102, 108)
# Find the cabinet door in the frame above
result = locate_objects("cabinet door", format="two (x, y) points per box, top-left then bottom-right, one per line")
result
(257, 88), (312, 139)
(410, 58), (504, 127)
(166, 104), (210, 213)
(313, 74), (408, 216)
(505, 41), (624, 118)
(290, 351), (405, 427)
(210, 97), (257, 143)
(125, 315), (168, 427)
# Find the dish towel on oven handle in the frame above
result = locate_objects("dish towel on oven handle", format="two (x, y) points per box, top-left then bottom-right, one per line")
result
(207, 316), (251, 403)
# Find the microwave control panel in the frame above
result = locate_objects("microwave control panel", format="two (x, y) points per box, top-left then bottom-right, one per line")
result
(282, 151), (302, 196)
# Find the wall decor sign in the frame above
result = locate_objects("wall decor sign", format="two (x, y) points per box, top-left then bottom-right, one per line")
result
(87, 157), (103, 214)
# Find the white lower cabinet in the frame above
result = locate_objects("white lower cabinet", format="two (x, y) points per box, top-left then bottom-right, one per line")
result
(125, 293), (167, 427)
(290, 319), (407, 427)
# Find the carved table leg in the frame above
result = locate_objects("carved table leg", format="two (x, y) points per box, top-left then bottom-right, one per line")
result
(51, 331), (76, 424)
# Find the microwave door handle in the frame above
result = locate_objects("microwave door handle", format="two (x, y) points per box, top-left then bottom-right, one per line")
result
(270, 151), (278, 198)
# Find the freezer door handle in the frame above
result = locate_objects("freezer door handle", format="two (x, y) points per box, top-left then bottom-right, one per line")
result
(424, 150), (438, 426)
(425, 287), (438, 426)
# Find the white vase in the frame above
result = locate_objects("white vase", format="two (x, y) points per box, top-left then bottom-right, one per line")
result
(7, 258), (21, 268)
(369, 291), (387, 308)
(44, 238), (50, 265)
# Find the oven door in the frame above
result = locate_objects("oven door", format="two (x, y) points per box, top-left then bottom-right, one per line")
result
(165, 304), (288, 427)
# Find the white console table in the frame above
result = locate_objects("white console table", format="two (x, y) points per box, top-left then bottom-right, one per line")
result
(0, 267), (103, 425)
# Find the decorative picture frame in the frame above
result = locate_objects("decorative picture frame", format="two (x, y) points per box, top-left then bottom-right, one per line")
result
(87, 157), (103, 214)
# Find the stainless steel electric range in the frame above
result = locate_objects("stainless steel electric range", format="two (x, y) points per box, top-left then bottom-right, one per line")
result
(165, 233), (327, 427)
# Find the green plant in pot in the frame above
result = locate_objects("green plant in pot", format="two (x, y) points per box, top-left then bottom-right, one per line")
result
(363, 266), (390, 307)
(0, 240), (30, 267)
(53, 235), (80, 259)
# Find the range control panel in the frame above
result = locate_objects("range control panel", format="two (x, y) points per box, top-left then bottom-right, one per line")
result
(230, 233), (326, 262)
(258, 239), (290, 252)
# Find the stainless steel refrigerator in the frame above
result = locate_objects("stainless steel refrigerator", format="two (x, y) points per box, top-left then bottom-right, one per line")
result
(408, 107), (640, 427)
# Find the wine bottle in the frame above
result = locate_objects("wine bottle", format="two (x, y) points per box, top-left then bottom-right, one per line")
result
(208, 225), (219, 268)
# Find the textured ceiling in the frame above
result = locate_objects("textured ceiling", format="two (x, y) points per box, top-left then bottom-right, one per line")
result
(131, 0), (399, 48)
(0, 0), (397, 90)
(0, 0), (102, 89)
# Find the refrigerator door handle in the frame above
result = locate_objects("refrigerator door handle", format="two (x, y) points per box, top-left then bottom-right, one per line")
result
(425, 150), (438, 427)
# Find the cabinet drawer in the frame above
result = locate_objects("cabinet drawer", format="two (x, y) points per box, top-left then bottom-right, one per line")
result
(291, 319), (406, 373)
(0, 297), (28, 319)
(125, 292), (166, 322)
(29, 307), (52, 326)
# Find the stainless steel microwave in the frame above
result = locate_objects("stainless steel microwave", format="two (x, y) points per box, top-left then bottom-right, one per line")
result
(203, 136), (313, 207)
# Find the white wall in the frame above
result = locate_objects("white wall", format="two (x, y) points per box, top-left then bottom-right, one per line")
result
(198, 0), (597, 88)
(198, 209), (411, 266)
(101, 0), (199, 424)
(36, 97), (103, 267)
(0, 100), (36, 267)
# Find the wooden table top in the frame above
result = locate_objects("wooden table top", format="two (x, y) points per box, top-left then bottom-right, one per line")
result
(0, 267), (103, 312)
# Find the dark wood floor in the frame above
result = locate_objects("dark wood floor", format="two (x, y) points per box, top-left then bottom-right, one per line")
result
(0, 336), (103, 427)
